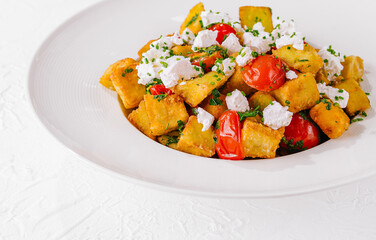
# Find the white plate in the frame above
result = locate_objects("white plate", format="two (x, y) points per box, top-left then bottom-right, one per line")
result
(28, 0), (376, 198)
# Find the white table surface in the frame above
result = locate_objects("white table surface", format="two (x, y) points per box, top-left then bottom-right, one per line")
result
(1, 0), (376, 239)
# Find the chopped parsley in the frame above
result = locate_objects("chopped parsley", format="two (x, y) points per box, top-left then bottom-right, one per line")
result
(186, 14), (198, 27)
(177, 120), (185, 132)
(122, 67), (134, 77)
(238, 106), (263, 121)
(209, 89), (223, 106)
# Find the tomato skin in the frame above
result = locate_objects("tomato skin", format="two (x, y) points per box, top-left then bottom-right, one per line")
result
(191, 51), (223, 72)
(282, 113), (320, 150)
(149, 84), (173, 95)
(208, 23), (237, 44)
(215, 110), (245, 160)
(242, 55), (286, 91)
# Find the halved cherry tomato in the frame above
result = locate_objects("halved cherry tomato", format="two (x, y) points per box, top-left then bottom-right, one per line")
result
(242, 55), (285, 91)
(191, 51), (223, 72)
(149, 84), (173, 95)
(215, 110), (245, 160)
(208, 23), (237, 44)
(281, 113), (320, 150)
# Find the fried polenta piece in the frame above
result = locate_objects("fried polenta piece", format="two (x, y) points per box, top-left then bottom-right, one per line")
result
(241, 117), (284, 158)
(128, 101), (155, 140)
(310, 100), (350, 139)
(137, 39), (156, 58)
(100, 58), (135, 90)
(144, 94), (189, 136)
(179, 2), (205, 34)
(334, 78), (370, 116)
(341, 56), (364, 82)
(157, 131), (180, 150)
(177, 116), (215, 157)
(220, 65), (256, 95)
(273, 44), (323, 75)
(248, 91), (276, 111)
(239, 6), (273, 32)
(111, 60), (145, 109)
(171, 45), (193, 56)
(271, 73), (320, 113)
(316, 68), (330, 84)
(199, 90), (227, 120)
(174, 72), (228, 107)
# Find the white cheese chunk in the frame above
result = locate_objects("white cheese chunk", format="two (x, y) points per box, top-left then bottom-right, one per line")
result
(192, 30), (218, 51)
(200, 11), (233, 27)
(225, 89), (250, 112)
(235, 47), (255, 67)
(221, 33), (242, 55)
(275, 32), (305, 50)
(137, 48), (172, 85)
(242, 22), (274, 54)
(212, 58), (236, 77)
(285, 70), (298, 80)
(271, 19), (296, 38)
(181, 28), (196, 45)
(318, 45), (345, 81)
(263, 101), (293, 130)
(197, 107), (215, 131)
(159, 56), (203, 88)
(316, 83), (349, 108)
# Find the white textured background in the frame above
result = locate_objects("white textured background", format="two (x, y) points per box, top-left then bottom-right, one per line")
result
(1, 0), (376, 239)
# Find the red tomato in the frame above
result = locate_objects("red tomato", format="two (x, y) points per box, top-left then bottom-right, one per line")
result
(242, 55), (285, 91)
(149, 84), (173, 95)
(281, 113), (320, 150)
(191, 51), (223, 72)
(215, 110), (245, 160)
(208, 23), (237, 44)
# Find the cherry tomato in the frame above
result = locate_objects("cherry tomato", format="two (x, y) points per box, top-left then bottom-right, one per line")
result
(242, 55), (285, 91)
(215, 110), (245, 160)
(208, 23), (237, 44)
(281, 113), (320, 150)
(149, 84), (173, 95)
(191, 51), (223, 72)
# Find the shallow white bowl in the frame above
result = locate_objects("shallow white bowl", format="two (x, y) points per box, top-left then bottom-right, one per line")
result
(28, 0), (376, 198)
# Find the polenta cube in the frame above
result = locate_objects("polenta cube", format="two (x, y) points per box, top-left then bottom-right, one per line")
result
(334, 78), (370, 116)
(179, 2), (205, 34)
(315, 68), (330, 84)
(144, 94), (189, 136)
(111, 59), (146, 109)
(341, 56), (364, 81)
(174, 72), (228, 107)
(239, 6), (273, 32)
(271, 73), (320, 113)
(157, 131), (180, 150)
(272, 44), (323, 75)
(177, 116), (215, 157)
(100, 58), (136, 90)
(248, 91), (276, 111)
(128, 101), (156, 140)
(241, 117), (285, 158)
(220, 65), (256, 95)
(199, 90), (227, 120)
(171, 45), (193, 56)
(309, 100), (350, 139)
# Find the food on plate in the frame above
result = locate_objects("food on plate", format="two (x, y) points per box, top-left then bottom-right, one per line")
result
(100, 3), (371, 160)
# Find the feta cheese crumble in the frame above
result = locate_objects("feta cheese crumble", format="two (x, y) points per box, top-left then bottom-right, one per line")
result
(159, 56), (203, 88)
(285, 70), (298, 80)
(235, 47), (255, 67)
(316, 83), (349, 108)
(318, 45), (345, 81)
(271, 19), (296, 38)
(211, 58), (236, 77)
(263, 101), (293, 130)
(197, 107), (215, 131)
(242, 22), (274, 54)
(200, 11), (233, 27)
(275, 32), (305, 50)
(192, 30), (218, 51)
(221, 33), (242, 54)
(225, 89), (250, 112)
(180, 28), (196, 45)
